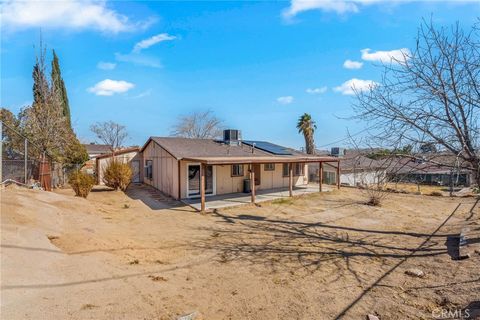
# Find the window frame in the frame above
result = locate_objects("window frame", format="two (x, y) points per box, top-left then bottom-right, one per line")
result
(264, 163), (275, 171)
(145, 160), (153, 180)
(294, 163), (304, 176)
(231, 164), (244, 177)
(282, 163), (289, 177)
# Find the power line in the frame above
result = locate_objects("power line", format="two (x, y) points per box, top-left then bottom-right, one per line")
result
(316, 126), (373, 149)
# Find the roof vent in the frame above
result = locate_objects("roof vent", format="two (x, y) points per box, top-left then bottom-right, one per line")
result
(223, 129), (242, 146)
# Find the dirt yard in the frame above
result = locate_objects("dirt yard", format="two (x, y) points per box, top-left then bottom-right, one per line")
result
(1, 185), (479, 319)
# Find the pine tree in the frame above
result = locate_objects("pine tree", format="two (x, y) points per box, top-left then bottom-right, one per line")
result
(51, 50), (71, 127)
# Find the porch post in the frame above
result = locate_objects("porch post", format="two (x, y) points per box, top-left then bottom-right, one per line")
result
(289, 163), (293, 197)
(336, 160), (341, 189)
(319, 161), (323, 192)
(200, 163), (206, 213)
(250, 164), (255, 203)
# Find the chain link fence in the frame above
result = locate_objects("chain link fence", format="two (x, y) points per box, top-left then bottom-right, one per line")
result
(1, 121), (56, 189)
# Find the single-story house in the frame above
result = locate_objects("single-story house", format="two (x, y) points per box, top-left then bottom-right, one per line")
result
(140, 130), (340, 211)
(309, 148), (388, 187)
(94, 147), (141, 185)
(82, 143), (112, 175)
(388, 156), (473, 187)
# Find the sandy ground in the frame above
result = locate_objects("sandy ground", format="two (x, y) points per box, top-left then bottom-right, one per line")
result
(1, 184), (479, 320)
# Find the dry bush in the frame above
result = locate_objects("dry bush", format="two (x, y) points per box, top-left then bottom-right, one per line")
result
(102, 160), (132, 191)
(68, 170), (95, 198)
(364, 182), (389, 206)
(429, 191), (443, 197)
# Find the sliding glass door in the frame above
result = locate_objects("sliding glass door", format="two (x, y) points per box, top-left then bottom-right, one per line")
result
(187, 164), (214, 197)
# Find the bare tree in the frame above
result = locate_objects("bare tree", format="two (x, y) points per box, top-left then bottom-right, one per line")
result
(90, 121), (128, 151)
(353, 19), (480, 186)
(170, 110), (224, 139)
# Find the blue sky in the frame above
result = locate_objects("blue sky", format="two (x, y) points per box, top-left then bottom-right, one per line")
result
(1, 1), (479, 149)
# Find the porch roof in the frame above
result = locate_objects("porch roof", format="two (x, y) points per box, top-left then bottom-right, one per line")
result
(181, 155), (340, 165)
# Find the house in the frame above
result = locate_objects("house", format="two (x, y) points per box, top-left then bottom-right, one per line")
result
(388, 155), (472, 187)
(140, 130), (340, 211)
(309, 147), (473, 188)
(83, 143), (112, 158)
(94, 147), (141, 185)
(82, 143), (112, 175)
(308, 148), (388, 187)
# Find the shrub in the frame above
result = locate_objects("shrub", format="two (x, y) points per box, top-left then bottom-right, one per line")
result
(102, 160), (132, 191)
(366, 195), (381, 206)
(68, 170), (95, 198)
(429, 191), (443, 197)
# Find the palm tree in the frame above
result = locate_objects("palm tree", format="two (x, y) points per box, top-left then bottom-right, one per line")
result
(296, 113), (316, 154)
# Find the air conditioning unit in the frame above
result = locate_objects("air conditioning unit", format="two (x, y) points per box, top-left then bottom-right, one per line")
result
(223, 129), (242, 146)
(330, 147), (345, 157)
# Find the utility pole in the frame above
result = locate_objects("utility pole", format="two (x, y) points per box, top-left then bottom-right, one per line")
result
(24, 138), (28, 184)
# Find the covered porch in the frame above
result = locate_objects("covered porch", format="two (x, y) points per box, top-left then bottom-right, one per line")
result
(182, 183), (335, 211)
(181, 156), (341, 212)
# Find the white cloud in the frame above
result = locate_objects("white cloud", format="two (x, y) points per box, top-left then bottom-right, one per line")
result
(88, 79), (134, 96)
(130, 89), (152, 99)
(133, 33), (176, 53)
(333, 78), (378, 95)
(283, 0), (358, 19)
(0, 0), (153, 33)
(343, 59), (363, 69)
(115, 52), (162, 68)
(361, 48), (411, 64)
(277, 96), (294, 105)
(306, 87), (327, 94)
(282, 0), (387, 19)
(97, 61), (116, 70)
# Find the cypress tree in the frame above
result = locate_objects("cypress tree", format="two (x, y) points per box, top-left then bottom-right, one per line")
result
(51, 50), (71, 127)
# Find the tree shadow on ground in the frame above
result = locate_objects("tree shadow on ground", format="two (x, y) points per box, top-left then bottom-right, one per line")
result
(197, 202), (468, 319)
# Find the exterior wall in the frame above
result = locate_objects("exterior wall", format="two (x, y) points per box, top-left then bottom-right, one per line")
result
(340, 170), (386, 187)
(97, 151), (141, 185)
(179, 161), (308, 199)
(142, 141), (179, 199)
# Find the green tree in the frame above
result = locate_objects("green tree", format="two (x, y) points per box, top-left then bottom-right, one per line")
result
(296, 113), (316, 154)
(51, 50), (71, 127)
(1, 108), (25, 157)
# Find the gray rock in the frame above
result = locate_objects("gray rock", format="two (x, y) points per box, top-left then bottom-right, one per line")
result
(366, 314), (380, 320)
(405, 268), (425, 278)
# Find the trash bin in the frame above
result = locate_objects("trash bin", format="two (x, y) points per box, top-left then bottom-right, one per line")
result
(243, 179), (251, 193)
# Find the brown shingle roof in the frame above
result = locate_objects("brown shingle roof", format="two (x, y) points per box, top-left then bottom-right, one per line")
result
(83, 144), (111, 154)
(143, 137), (339, 163)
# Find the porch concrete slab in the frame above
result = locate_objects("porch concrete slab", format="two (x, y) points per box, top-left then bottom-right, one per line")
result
(182, 184), (334, 211)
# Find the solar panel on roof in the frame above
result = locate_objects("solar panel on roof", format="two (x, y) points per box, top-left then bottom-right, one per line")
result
(242, 140), (293, 155)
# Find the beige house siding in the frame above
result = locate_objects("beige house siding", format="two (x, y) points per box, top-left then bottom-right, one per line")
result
(178, 161), (308, 199)
(143, 141), (180, 199)
(97, 151), (141, 185)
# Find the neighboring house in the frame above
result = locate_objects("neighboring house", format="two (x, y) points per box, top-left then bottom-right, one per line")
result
(388, 156), (472, 187)
(309, 148), (387, 187)
(310, 148), (473, 187)
(94, 147), (141, 185)
(140, 130), (340, 205)
(82, 143), (112, 175)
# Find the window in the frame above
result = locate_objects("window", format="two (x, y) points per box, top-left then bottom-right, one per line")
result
(264, 163), (275, 171)
(145, 160), (153, 179)
(294, 163), (304, 176)
(283, 163), (304, 176)
(231, 164), (244, 177)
